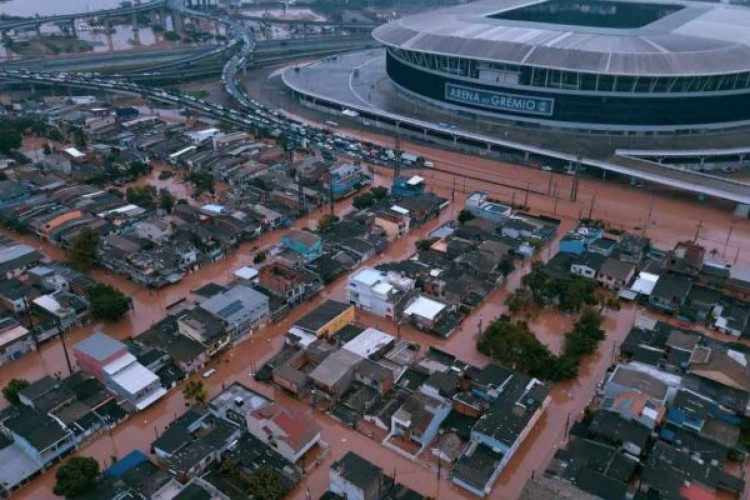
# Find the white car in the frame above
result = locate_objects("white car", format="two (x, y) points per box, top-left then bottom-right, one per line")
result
(541, 165), (553, 171)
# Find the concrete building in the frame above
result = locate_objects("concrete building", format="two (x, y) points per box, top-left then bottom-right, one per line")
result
(0, 317), (35, 366)
(347, 267), (414, 319)
(294, 300), (355, 339)
(246, 403), (321, 463)
(199, 285), (270, 343)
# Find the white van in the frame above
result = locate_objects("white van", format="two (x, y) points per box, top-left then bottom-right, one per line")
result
(203, 368), (216, 379)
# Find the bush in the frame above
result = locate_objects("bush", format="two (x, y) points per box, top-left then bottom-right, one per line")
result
(3, 378), (29, 405)
(352, 192), (375, 209)
(54, 457), (100, 498)
(69, 228), (100, 271)
(253, 250), (267, 264)
(89, 284), (131, 322)
(458, 209), (475, 223)
(371, 186), (388, 199)
(317, 214), (339, 232)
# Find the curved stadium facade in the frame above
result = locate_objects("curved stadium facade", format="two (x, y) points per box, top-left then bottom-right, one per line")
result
(372, 0), (750, 132)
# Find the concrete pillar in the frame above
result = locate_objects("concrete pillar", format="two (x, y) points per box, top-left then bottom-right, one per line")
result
(523, 151), (530, 161)
(70, 20), (77, 38)
(131, 12), (140, 45)
(35, 22), (41, 37)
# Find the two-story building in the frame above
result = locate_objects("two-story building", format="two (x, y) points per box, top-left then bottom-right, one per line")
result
(281, 229), (323, 263)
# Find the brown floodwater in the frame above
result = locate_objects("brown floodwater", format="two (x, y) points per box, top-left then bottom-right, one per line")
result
(7, 140), (750, 499)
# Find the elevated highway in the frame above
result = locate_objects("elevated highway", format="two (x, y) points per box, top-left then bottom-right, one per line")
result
(0, 0), (166, 31)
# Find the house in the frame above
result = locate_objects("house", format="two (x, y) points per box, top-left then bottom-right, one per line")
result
(198, 284), (270, 343)
(640, 441), (744, 499)
(74, 332), (129, 383)
(373, 210), (410, 241)
(328, 452), (391, 500)
(711, 303), (750, 337)
(74, 332), (166, 411)
(347, 267), (414, 319)
(246, 403), (321, 463)
(354, 359), (395, 395)
(207, 382), (271, 428)
(0, 279), (35, 313)
(650, 274), (693, 314)
(391, 175), (426, 198)
(177, 307), (229, 356)
(403, 295), (449, 332)
(0, 243), (44, 279)
(597, 258), (636, 291)
(281, 229), (323, 262)
(588, 237), (617, 257)
(600, 391), (665, 430)
(342, 328), (395, 359)
(326, 162), (369, 199)
(389, 391), (452, 450)
(665, 241), (705, 277)
(465, 191), (512, 224)
(587, 410), (651, 457)
(459, 375), (549, 493)
(164, 419), (242, 482)
(309, 349), (363, 399)
(0, 408), (76, 467)
(558, 234), (587, 256)
(294, 300), (355, 338)
(32, 291), (89, 330)
(0, 317), (35, 366)
(689, 347), (750, 394)
(471, 363), (514, 403)
(570, 253), (606, 280)
(618, 233), (651, 264)
(603, 365), (670, 406)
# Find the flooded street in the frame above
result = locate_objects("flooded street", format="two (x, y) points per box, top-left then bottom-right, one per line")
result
(4, 138), (750, 498)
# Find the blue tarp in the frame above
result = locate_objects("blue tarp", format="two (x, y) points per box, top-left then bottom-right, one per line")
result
(105, 450), (149, 478)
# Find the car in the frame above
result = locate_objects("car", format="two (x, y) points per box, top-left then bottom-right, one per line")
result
(541, 165), (553, 171)
(203, 368), (216, 379)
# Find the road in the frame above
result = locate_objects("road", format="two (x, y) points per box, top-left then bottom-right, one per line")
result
(5, 142), (750, 498)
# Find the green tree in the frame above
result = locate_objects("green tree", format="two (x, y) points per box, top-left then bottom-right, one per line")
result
(3, 378), (29, 405)
(89, 284), (131, 322)
(498, 258), (515, 277)
(158, 170), (174, 180)
(505, 288), (533, 316)
(187, 172), (215, 197)
(317, 213), (339, 232)
(253, 250), (267, 264)
(352, 192), (375, 209)
(72, 129), (86, 148)
(416, 238), (434, 251)
(53, 456), (100, 498)
(458, 209), (475, 224)
(43, 143), (52, 155)
(0, 123), (23, 155)
(371, 186), (388, 200)
(128, 160), (151, 178)
(163, 31), (180, 41)
(69, 228), (100, 271)
(183, 380), (207, 405)
(246, 466), (286, 500)
(126, 185), (157, 209)
(159, 189), (176, 213)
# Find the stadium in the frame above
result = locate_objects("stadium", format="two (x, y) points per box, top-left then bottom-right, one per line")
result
(372, 0), (750, 132)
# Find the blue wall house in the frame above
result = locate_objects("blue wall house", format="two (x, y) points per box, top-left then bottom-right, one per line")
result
(281, 229), (323, 262)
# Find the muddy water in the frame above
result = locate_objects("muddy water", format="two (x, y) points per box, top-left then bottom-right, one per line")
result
(8, 141), (750, 498)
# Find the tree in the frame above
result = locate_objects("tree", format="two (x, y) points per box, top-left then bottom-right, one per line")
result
(69, 228), (100, 271)
(163, 31), (180, 41)
(317, 214), (339, 232)
(352, 192), (375, 209)
(505, 288), (533, 317)
(54, 456), (100, 498)
(183, 380), (207, 405)
(3, 378), (29, 405)
(253, 250), (267, 264)
(416, 238), (434, 251)
(458, 209), (475, 224)
(246, 466), (286, 500)
(89, 284), (131, 322)
(187, 172), (215, 197)
(126, 185), (157, 209)
(498, 258), (515, 278)
(371, 186), (388, 200)
(72, 129), (86, 148)
(128, 160), (151, 178)
(0, 123), (22, 155)
(43, 143), (52, 155)
(159, 189), (176, 213)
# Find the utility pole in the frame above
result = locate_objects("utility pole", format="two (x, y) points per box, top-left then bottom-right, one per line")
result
(642, 197), (654, 237)
(328, 169), (335, 216)
(587, 194), (596, 220)
(393, 131), (402, 179)
(58, 321), (73, 375)
(724, 224), (734, 257)
(693, 219), (703, 243)
(569, 154), (582, 202)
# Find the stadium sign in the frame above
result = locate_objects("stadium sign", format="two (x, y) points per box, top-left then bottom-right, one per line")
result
(445, 83), (554, 116)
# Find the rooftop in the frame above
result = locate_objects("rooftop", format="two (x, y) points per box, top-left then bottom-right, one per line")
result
(341, 328), (395, 358)
(403, 295), (447, 321)
(373, 0), (750, 78)
(294, 300), (352, 333)
(208, 382), (271, 422)
(74, 332), (125, 362)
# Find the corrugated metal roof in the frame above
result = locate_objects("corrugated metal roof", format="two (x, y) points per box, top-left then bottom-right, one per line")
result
(373, 0), (750, 76)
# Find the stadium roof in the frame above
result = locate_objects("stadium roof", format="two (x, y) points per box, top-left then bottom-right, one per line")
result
(373, 0), (750, 77)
